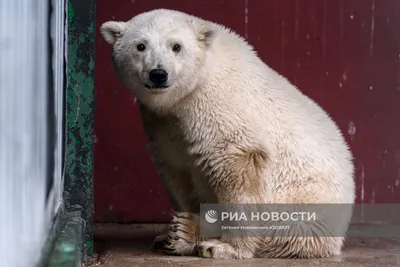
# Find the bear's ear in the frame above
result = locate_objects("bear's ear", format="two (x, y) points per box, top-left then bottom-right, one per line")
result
(197, 24), (215, 47)
(100, 21), (127, 45)
(187, 19), (216, 48)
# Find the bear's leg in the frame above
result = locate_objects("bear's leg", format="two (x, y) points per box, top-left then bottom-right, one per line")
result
(148, 159), (201, 254)
(140, 103), (199, 209)
(154, 163), (198, 213)
(195, 147), (268, 259)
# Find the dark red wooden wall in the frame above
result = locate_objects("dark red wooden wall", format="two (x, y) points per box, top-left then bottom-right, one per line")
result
(94, 0), (400, 223)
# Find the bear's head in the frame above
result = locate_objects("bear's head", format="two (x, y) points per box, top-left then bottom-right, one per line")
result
(101, 9), (216, 112)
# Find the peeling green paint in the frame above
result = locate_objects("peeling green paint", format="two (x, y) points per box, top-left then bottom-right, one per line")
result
(85, 241), (93, 249)
(65, 0), (95, 265)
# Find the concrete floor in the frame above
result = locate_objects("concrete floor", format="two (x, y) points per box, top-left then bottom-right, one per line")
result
(92, 224), (400, 267)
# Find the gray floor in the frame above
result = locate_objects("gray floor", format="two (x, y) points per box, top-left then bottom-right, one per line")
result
(92, 224), (400, 267)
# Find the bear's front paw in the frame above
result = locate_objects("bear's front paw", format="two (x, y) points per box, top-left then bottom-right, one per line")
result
(197, 240), (237, 259)
(151, 234), (174, 254)
(155, 212), (199, 256)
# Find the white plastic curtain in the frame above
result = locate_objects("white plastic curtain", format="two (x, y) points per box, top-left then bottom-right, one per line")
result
(0, 0), (66, 266)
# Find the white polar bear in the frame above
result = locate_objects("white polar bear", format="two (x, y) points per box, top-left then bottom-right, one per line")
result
(100, 9), (355, 259)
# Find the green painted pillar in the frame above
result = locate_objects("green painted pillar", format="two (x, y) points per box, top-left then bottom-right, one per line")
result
(65, 0), (96, 264)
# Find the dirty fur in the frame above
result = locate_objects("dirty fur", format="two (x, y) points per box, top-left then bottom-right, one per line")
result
(101, 9), (355, 259)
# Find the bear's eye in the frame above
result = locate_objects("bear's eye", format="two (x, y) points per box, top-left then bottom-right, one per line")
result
(136, 44), (146, 52)
(172, 44), (181, 53)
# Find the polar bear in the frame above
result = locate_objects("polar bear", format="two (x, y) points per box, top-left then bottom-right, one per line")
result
(100, 9), (355, 259)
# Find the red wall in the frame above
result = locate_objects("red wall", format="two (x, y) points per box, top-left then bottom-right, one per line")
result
(94, 0), (400, 223)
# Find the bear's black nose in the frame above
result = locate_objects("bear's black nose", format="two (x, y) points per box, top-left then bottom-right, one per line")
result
(149, 69), (168, 84)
